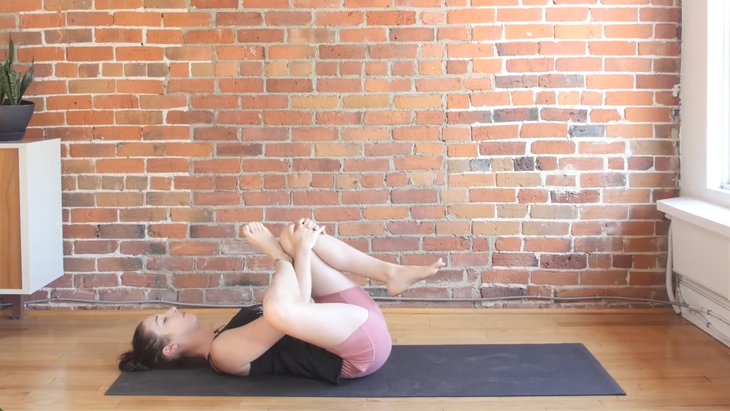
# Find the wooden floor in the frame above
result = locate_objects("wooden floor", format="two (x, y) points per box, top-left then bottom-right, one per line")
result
(2, 307), (730, 410)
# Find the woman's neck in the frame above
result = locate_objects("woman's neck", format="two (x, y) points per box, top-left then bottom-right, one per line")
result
(183, 327), (216, 359)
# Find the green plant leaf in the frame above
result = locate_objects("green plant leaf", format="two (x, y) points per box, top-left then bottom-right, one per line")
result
(9, 69), (19, 105)
(0, 64), (10, 105)
(7, 37), (13, 67)
(0, 66), (4, 105)
(19, 61), (33, 102)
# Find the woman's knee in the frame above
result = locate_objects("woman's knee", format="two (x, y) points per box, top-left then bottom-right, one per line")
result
(262, 296), (299, 331)
(278, 223), (296, 256)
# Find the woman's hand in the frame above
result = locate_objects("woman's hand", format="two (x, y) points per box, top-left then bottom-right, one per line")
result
(290, 219), (325, 252)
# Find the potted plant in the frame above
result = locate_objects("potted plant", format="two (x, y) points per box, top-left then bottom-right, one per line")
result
(0, 37), (35, 142)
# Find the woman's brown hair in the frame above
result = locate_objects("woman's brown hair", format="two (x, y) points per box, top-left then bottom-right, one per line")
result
(118, 321), (179, 371)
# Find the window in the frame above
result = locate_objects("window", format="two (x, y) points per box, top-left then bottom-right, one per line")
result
(716, 1), (730, 190)
(680, 0), (730, 210)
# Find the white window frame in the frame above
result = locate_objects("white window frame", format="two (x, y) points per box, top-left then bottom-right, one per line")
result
(712, 2), (730, 191)
(681, 0), (730, 209)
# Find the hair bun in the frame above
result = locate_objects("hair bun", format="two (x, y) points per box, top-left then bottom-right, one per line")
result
(118, 350), (149, 372)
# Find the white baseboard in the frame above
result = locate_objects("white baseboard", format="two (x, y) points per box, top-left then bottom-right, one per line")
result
(678, 277), (730, 349)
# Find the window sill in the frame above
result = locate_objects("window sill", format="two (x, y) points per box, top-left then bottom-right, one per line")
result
(657, 197), (730, 239)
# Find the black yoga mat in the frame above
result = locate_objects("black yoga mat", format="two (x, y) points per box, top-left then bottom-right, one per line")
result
(105, 343), (625, 397)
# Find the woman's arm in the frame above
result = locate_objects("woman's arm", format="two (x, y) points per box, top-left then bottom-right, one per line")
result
(293, 251), (312, 303)
(209, 316), (285, 376)
(289, 222), (323, 303)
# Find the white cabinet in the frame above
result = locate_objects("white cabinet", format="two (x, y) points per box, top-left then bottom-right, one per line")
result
(0, 137), (63, 319)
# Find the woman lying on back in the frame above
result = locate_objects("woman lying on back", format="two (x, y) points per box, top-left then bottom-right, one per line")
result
(118, 219), (444, 384)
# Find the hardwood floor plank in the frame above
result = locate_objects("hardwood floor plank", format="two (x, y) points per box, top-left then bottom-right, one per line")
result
(116, 397), (247, 410)
(600, 398), (730, 410)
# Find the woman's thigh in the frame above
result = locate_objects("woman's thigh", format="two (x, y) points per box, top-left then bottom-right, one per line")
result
(313, 286), (382, 317)
(263, 299), (370, 349)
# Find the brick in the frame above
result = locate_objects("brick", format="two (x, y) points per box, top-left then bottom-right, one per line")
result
(113, 12), (161, 26)
(580, 142), (625, 154)
(629, 173), (677, 188)
(66, 11), (114, 26)
(395, 95), (442, 110)
(187, 29), (235, 44)
(447, 9), (496, 24)
(0, 16), (16, 29)
(371, 44), (418, 59)
(192, 0), (238, 6)
(654, 58), (680, 73)
(569, 125), (606, 137)
(540, 108), (587, 122)
(473, 221), (520, 236)
(541, 254), (587, 270)
(119, 241), (167, 257)
(265, 12), (311, 26)
(482, 269), (529, 284)
(556, 57), (601, 71)
(387, 221), (434, 236)
(497, 8), (542, 22)
(604, 57), (651, 72)
(472, 125), (519, 140)
(558, 157), (604, 170)
(496, 173), (542, 187)
(525, 238), (571, 253)
(589, 41), (637, 55)
(521, 124), (568, 138)
(447, 44), (494, 59)
(636, 74), (679, 89)
(480, 142), (526, 156)
(20, 13), (65, 29)
(493, 108), (538, 123)
(605, 24), (653, 39)
(449, 173), (494, 188)
(45, 0), (92, 10)
(625, 107), (672, 122)
(145, 0), (187, 7)
(493, 254), (538, 268)
(547, 7), (589, 21)
(640, 7), (680, 23)
(541, 42), (587, 58)
(630, 140), (676, 156)
(555, 24), (602, 40)
(587, 74), (634, 89)
(472, 59), (503, 74)
(364, 111), (412, 125)
(98, 257), (143, 272)
(497, 42), (538, 57)
(0, 0), (43, 12)
(363, 10), (415, 26)
(536, 74), (584, 89)
(447, 204), (494, 218)
(343, 95), (390, 108)
(581, 270), (628, 286)
(591, 7), (638, 21)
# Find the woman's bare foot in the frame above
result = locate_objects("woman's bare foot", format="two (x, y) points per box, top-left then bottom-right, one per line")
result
(243, 222), (292, 263)
(386, 259), (446, 296)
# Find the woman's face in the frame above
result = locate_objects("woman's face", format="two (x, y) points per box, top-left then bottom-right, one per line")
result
(141, 307), (199, 355)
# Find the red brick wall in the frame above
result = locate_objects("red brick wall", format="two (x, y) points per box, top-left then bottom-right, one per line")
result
(0, 0), (680, 308)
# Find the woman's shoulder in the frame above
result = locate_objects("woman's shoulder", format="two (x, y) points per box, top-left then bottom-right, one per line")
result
(208, 340), (252, 377)
(216, 304), (264, 335)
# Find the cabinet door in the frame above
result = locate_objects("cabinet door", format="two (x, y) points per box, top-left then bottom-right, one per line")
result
(0, 149), (22, 290)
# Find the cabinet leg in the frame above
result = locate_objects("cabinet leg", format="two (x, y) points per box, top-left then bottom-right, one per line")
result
(6, 295), (25, 320)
